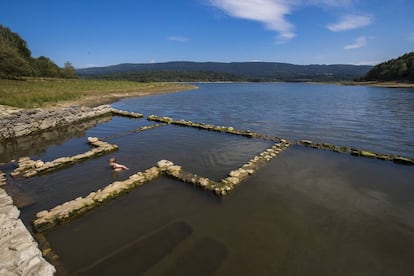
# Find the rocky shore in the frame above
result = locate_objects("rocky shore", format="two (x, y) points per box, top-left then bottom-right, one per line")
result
(0, 105), (112, 140)
(0, 173), (55, 275)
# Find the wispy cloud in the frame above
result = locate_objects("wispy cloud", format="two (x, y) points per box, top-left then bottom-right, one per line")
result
(344, 36), (368, 50)
(327, 14), (373, 32)
(209, 0), (295, 42)
(167, 36), (190, 42)
(209, 0), (371, 43)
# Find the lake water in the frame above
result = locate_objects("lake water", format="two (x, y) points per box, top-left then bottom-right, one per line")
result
(113, 83), (414, 158)
(1, 83), (414, 275)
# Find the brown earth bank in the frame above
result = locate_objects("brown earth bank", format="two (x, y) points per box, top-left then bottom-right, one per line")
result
(341, 81), (414, 88)
(53, 83), (198, 108)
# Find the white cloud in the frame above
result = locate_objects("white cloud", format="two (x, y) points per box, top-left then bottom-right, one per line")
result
(209, 0), (295, 42)
(167, 36), (190, 42)
(344, 36), (368, 50)
(327, 14), (373, 32)
(209, 1), (372, 43)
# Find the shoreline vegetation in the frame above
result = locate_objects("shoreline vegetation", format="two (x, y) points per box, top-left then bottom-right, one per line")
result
(0, 78), (197, 109)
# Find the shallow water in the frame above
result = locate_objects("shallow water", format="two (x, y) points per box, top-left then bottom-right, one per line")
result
(1, 83), (414, 275)
(6, 120), (273, 226)
(44, 147), (414, 275)
(113, 83), (414, 158)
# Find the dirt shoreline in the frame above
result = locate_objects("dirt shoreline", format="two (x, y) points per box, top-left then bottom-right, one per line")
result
(340, 81), (414, 88)
(0, 83), (197, 117)
(53, 83), (198, 108)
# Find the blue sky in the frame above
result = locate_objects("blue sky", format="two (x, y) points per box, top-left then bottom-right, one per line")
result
(1, 0), (413, 68)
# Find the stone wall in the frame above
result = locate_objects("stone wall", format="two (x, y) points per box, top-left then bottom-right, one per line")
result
(11, 137), (118, 178)
(0, 116), (112, 162)
(298, 140), (414, 165)
(0, 105), (112, 140)
(33, 141), (291, 232)
(0, 173), (55, 275)
(148, 115), (414, 166)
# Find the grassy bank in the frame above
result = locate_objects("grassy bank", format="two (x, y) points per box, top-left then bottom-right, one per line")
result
(0, 78), (195, 108)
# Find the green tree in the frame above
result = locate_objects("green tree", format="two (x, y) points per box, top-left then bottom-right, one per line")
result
(0, 46), (33, 78)
(0, 25), (33, 78)
(30, 56), (60, 77)
(398, 62), (408, 78)
(0, 25), (31, 60)
(60, 61), (77, 78)
(363, 52), (414, 81)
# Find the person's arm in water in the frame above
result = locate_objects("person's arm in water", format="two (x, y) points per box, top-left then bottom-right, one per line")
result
(112, 163), (128, 170)
(109, 158), (129, 170)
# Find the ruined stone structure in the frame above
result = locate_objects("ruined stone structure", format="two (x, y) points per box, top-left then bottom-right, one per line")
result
(11, 137), (118, 178)
(33, 140), (290, 232)
(0, 105), (112, 140)
(1, 105), (413, 274)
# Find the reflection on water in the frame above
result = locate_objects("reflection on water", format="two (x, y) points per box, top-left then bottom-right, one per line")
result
(1, 83), (414, 275)
(5, 122), (272, 227)
(113, 83), (414, 158)
(0, 116), (112, 163)
(44, 147), (414, 275)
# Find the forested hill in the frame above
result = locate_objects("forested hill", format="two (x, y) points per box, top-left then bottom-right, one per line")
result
(77, 61), (372, 82)
(363, 52), (414, 82)
(0, 24), (75, 79)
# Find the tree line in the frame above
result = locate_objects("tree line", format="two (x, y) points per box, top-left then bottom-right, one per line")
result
(0, 24), (76, 79)
(361, 52), (414, 82)
(84, 70), (246, 82)
(78, 61), (372, 82)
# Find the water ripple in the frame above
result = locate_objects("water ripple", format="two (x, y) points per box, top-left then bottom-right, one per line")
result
(112, 83), (414, 158)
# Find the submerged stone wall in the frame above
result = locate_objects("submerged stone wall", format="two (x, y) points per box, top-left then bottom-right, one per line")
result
(33, 141), (290, 232)
(2, 105), (412, 272)
(162, 141), (290, 196)
(110, 108), (143, 118)
(149, 114), (414, 166)
(298, 140), (414, 165)
(0, 173), (55, 275)
(33, 166), (161, 232)
(147, 115), (281, 141)
(11, 137), (118, 178)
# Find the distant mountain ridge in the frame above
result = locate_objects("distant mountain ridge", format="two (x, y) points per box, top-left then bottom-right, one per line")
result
(77, 61), (372, 82)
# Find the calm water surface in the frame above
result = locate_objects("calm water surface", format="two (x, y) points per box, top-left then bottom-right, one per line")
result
(45, 147), (414, 276)
(114, 83), (414, 158)
(1, 83), (414, 275)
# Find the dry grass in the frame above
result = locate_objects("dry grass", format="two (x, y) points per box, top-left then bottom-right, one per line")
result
(0, 78), (195, 108)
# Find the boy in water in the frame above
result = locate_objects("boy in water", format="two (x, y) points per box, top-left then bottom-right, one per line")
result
(109, 157), (129, 171)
